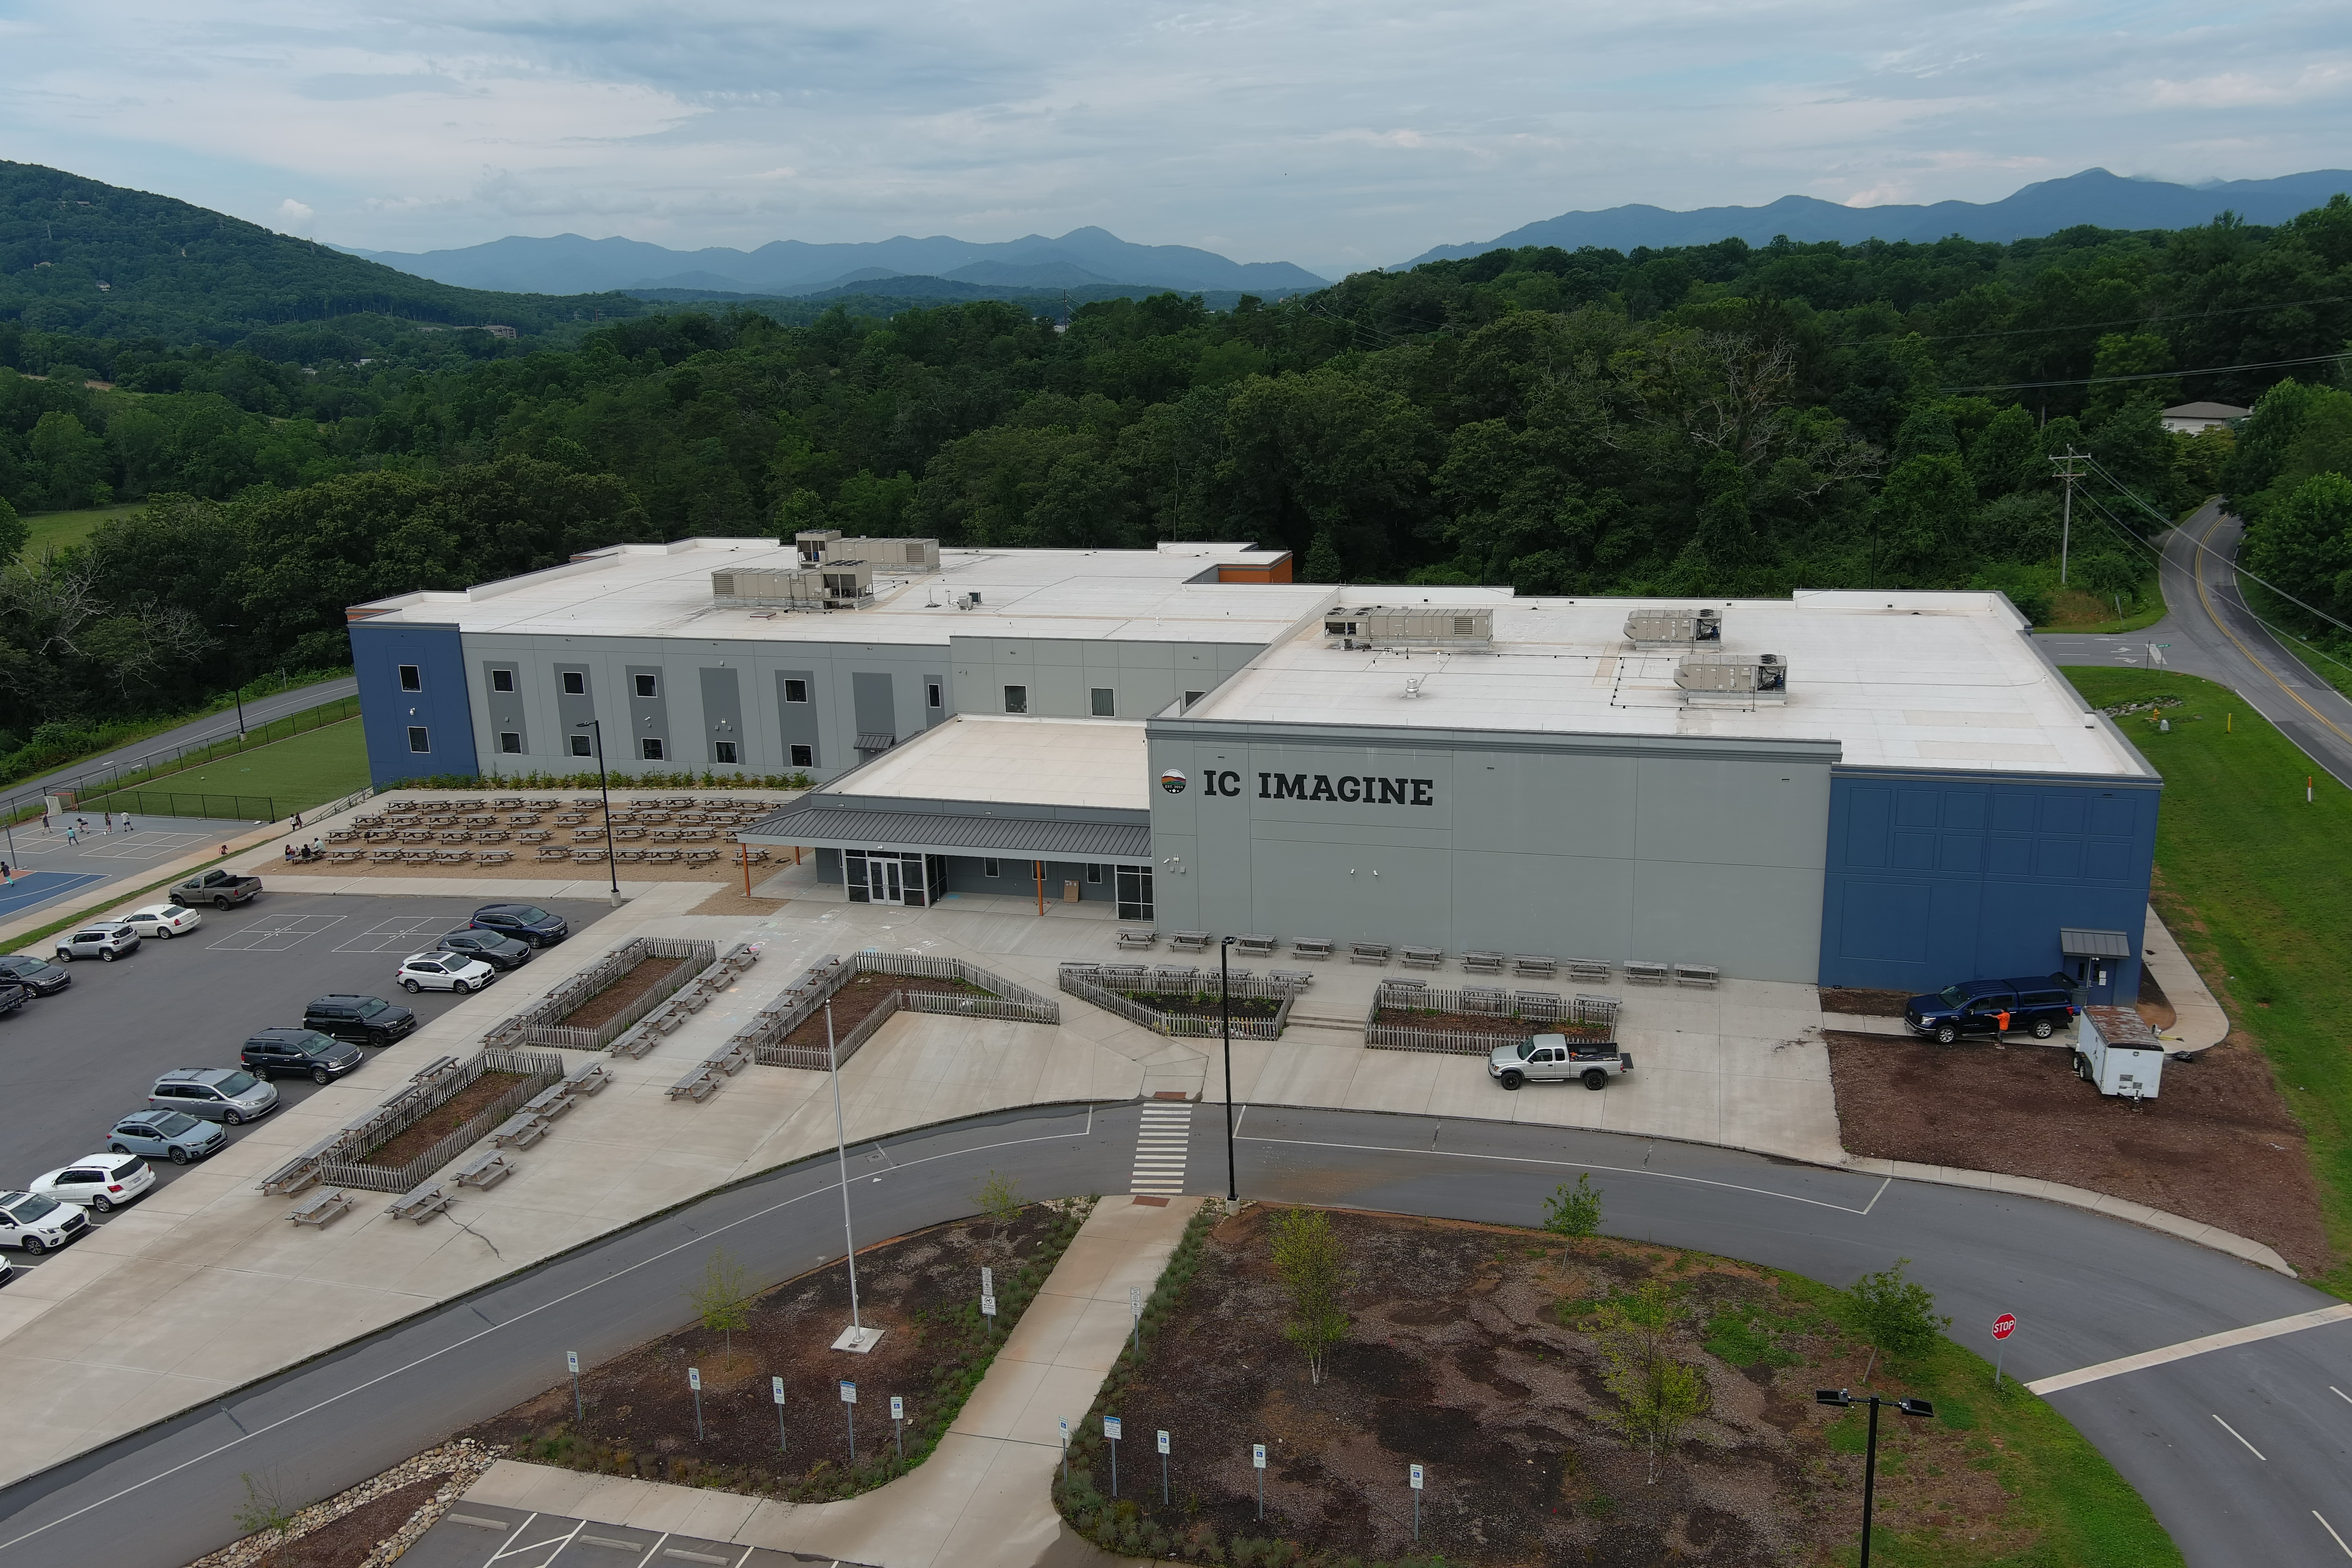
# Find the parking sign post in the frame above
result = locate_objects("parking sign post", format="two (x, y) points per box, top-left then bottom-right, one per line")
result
(982, 1266), (995, 1338)
(841, 1379), (857, 1462)
(1409, 1463), (1423, 1541)
(891, 1394), (905, 1458)
(1105, 1415), (1122, 1498)
(1158, 1428), (1170, 1505)
(1059, 1417), (1070, 1483)
(688, 1366), (703, 1442)
(773, 1375), (787, 1453)
(1253, 1442), (1266, 1520)
(1992, 1313), (2017, 1390)
(567, 1351), (582, 1427)
(1130, 1285), (1142, 1357)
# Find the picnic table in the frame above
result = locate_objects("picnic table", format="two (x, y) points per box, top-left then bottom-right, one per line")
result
(287, 1190), (350, 1228)
(491, 1112), (550, 1149)
(386, 1182), (451, 1224)
(454, 1151), (513, 1190)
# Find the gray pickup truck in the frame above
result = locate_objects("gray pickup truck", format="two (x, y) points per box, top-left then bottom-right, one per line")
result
(1488, 1033), (1633, 1091)
(174, 867), (263, 909)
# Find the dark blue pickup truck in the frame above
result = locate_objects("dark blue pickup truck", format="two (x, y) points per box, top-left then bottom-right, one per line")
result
(1903, 974), (2078, 1044)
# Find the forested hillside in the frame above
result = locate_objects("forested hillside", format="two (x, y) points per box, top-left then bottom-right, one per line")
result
(5, 184), (2351, 759)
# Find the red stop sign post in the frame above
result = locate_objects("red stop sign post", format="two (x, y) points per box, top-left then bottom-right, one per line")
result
(1992, 1314), (2017, 1389)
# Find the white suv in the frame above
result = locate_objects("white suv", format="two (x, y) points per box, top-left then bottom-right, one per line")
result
(0, 1191), (90, 1255)
(396, 953), (496, 994)
(29, 1153), (156, 1213)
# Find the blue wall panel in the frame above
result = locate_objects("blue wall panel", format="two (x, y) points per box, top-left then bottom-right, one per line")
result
(351, 620), (477, 785)
(1820, 770), (2158, 998)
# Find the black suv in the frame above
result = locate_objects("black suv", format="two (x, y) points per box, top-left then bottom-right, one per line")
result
(303, 994), (419, 1048)
(468, 903), (568, 947)
(1903, 974), (2079, 1044)
(436, 929), (533, 971)
(240, 1028), (364, 1084)
(0, 955), (70, 996)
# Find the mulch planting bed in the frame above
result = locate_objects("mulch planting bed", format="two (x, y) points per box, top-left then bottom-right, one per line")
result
(1123, 989), (1283, 1021)
(1826, 1031), (2329, 1273)
(357, 1072), (528, 1170)
(1374, 1005), (1610, 1039)
(1060, 1208), (2046, 1566)
(558, 955), (687, 1030)
(1816, 986), (1912, 1018)
(779, 971), (992, 1048)
(461, 1201), (1086, 1501)
(250, 1474), (443, 1568)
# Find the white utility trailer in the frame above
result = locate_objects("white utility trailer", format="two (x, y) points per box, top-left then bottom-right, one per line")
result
(2073, 1005), (2164, 1100)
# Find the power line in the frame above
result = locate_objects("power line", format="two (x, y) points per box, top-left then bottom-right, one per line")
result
(1942, 349), (2350, 394)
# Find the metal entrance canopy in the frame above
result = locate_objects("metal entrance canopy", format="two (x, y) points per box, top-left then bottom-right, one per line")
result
(2059, 928), (2132, 959)
(741, 803), (1148, 860)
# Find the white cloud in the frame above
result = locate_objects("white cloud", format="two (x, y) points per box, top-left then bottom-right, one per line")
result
(0, 0), (2343, 269)
(277, 197), (314, 229)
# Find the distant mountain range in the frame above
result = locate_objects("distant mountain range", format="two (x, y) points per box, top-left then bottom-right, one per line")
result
(337, 227), (1333, 298)
(1399, 168), (2352, 268)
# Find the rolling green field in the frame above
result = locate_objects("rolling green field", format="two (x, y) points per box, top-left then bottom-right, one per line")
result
(17, 502), (138, 560)
(89, 717), (368, 819)
(2063, 667), (2352, 1295)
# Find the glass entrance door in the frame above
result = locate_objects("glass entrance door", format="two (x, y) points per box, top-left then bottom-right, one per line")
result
(867, 856), (904, 904)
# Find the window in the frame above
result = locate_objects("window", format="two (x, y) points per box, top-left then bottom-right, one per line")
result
(984, 858), (1001, 878)
(789, 743), (813, 767)
(1090, 688), (1115, 717)
(569, 734), (594, 757)
(397, 665), (421, 692)
(562, 671), (586, 695)
(498, 732), (522, 754)
(490, 668), (515, 692)
(640, 738), (665, 761)
(406, 726), (430, 753)
(633, 673), (658, 698)
(783, 678), (809, 704)
(714, 741), (738, 764)
(1087, 863), (1102, 884)
(1115, 864), (1155, 922)
(1003, 685), (1027, 714)
(927, 681), (942, 709)
(1183, 690), (1204, 708)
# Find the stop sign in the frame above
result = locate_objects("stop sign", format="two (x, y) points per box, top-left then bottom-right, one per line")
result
(1992, 1313), (2017, 1340)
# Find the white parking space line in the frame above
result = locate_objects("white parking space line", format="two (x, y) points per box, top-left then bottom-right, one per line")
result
(2211, 1414), (2266, 1461)
(2025, 1303), (2352, 1395)
(332, 915), (467, 953)
(2318, 1512), (2352, 1559)
(2334, 1386), (2351, 1407)
(206, 915), (347, 952)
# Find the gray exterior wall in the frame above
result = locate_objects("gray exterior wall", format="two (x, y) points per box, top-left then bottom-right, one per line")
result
(1147, 719), (1839, 983)
(950, 636), (1262, 721)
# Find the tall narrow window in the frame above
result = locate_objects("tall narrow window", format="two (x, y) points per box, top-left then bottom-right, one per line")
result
(640, 738), (665, 761)
(406, 726), (431, 753)
(1115, 865), (1155, 921)
(490, 668), (515, 692)
(633, 673), (658, 698)
(783, 678), (809, 703)
(397, 665), (421, 692)
(789, 743), (813, 766)
(562, 671), (586, 695)
(927, 681), (943, 708)
(498, 732), (522, 753)
(1087, 863), (1102, 884)
(1090, 688), (1114, 717)
(714, 741), (738, 763)
(1003, 685), (1027, 714)
(984, 858), (1001, 878)
(570, 734), (593, 757)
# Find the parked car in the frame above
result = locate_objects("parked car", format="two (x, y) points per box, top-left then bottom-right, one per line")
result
(148, 1068), (279, 1124)
(54, 922), (140, 963)
(0, 955), (70, 996)
(1902, 974), (2079, 1044)
(0, 981), (23, 1020)
(28, 1152), (155, 1213)
(435, 929), (533, 971)
(121, 903), (203, 939)
(0, 1190), (89, 1255)
(1489, 1034), (1635, 1091)
(467, 903), (569, 947)
(175, 867), (263, 909)
(396, 952), (497, 994)
(303, 994), (417, 1047)
(107, 1109), (228, 1165)
(240, 1027), (364, 1084)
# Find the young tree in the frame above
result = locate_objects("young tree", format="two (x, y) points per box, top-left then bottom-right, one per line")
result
(1848, 1258), (1951, 1376)
(1541, 1174), (1603, 1241)
(974, 1169), (1025, 1226)
(1267, 1207), (1351, 1386)
(1595, 1283), (1709, 1483)
(686, 1246), (753, 1358)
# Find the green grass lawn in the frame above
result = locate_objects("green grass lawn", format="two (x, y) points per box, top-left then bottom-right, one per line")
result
(89, 718), (368, 819)
(17, 502), (139, 560)
(2063, 667), (2352, 1295)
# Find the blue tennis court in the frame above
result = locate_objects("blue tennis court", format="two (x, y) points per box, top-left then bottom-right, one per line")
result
(0, 870), (108, 921)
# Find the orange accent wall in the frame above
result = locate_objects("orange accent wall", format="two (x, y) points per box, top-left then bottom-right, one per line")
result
(1217, 554), (1294, 584)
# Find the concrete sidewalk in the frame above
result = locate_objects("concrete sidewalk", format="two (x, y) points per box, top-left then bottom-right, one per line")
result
(459, 1195), (1200, 1567)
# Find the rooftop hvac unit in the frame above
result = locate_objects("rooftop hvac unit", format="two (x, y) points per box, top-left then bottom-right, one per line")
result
(1675, 651), (1788, 704)
(712, 568), (822, 608)
(1325, 606), (1494, 647)
(1625, 606), (1722, 647)
(794, 528), (843, 565)
(820, 560), (875, 607)
(834, 536), (940, 571)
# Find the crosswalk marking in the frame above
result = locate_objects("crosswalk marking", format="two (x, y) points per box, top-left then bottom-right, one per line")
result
(1132, 1102), (1193, 1195)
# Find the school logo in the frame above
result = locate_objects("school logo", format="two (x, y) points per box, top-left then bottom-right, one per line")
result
(1159, 769), (1188, 794)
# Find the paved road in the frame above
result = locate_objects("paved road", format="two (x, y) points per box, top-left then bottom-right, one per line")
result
(0, 1101), (2344, 1568)
(0, 676), (359, 818)
(2040, 498), (2352, 786)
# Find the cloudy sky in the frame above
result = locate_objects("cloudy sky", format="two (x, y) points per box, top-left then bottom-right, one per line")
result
(3, 0), (2346, 273)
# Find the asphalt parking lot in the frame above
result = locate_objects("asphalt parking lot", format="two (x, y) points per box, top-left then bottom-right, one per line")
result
(0, 889), (614, 1238)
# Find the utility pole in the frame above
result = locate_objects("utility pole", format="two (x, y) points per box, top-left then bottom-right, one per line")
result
(2051, 447), (2087, 585)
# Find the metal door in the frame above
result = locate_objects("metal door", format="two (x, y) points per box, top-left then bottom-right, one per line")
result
(867, 856), (904, 904)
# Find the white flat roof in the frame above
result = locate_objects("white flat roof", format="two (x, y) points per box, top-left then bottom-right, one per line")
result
(824, 715), (1149, 810)
(350, 539), (1329, 647)
(1183, 591), (2150, 778)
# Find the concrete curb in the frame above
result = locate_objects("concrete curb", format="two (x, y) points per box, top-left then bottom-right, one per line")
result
(1840, 1155), (2294, 1277)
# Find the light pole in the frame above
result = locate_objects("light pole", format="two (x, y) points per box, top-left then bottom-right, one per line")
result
(215, 624), (248, 738)
(573, 720), (623, 906)
(1816, 1388), (1935, 1566)
(1219, 936), (1238, 1206)
(827, 996), (882, 1352)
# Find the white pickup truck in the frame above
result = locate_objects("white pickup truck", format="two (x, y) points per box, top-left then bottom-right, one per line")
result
(1489, 1033), (1633, 1091)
